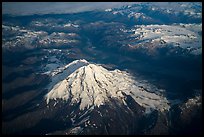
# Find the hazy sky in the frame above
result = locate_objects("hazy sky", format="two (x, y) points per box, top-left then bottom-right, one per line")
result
(2, 2), (137, 15)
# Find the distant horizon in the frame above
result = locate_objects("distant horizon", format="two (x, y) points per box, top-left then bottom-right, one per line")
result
(3, 2), (200, 16)
(2, 2), (137, 16)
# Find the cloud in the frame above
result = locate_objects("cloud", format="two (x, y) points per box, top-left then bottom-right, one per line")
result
(2, 2), (137, 16)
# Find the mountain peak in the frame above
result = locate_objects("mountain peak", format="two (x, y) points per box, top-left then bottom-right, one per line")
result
(45, 60), (170, 112)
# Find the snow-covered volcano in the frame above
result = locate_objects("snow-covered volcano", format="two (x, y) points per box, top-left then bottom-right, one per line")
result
(45, 59), (170, 112)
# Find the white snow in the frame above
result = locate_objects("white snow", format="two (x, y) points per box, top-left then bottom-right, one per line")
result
(45, 59), (170, 112)
(50, 59), (89, 77)
(68, 126), (83, 134)
(130, 24), (202, 55)
(180, 95), (201, 113)
(2, 24), (79, 50)
(45, 59), (89, 92)
(64, 23), (79, 28)
(105, 9), (112, 12)
(184, 95), (201, 107)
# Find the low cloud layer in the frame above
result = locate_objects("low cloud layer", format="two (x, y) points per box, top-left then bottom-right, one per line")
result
(2, 2), (136, 16)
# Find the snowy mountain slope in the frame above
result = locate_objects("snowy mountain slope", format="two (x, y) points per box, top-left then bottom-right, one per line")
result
(43, 59), (89, 91)
(2, 23), (80, 52)
(123, 23), (202, 55)
(45, 59), (170, 112)
(105, 2), (202, 24)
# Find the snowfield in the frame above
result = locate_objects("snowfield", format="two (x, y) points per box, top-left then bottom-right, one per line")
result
(127, 23), (202, 55)
(45, 59), (170, 112)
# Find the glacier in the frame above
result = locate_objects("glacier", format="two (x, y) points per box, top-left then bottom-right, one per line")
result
(45, 59), (170, 112)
